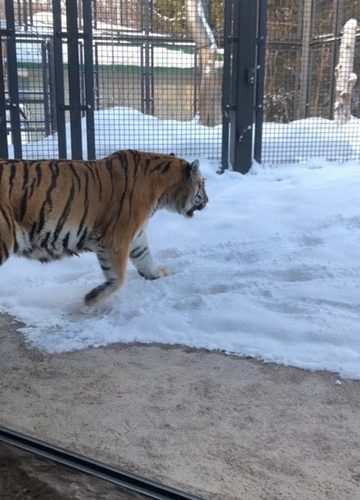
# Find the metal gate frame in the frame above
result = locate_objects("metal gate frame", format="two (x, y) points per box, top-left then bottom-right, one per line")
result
(0, 1), (267, 167)
(221, 0), (267, 174)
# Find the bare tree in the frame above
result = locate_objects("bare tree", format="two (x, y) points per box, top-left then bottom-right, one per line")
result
(334, 18), (358, 125)
(185, 0), (221, 126)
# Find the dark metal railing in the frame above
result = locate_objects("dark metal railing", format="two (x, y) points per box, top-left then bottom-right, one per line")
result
(0, 426), (205, 500)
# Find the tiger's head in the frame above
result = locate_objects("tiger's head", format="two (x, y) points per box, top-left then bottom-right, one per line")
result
(159, 158), (208, 218)
(182, 160), (208, 218)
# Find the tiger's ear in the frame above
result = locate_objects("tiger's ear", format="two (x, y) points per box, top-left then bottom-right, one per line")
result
(186, 159), (200, 178)
(170, 152), (175, 156)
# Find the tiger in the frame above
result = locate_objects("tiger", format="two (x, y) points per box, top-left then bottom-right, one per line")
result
(0, 150), (208, 305)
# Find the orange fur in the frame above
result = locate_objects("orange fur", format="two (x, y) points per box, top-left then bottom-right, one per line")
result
(0, 150), (208, 304)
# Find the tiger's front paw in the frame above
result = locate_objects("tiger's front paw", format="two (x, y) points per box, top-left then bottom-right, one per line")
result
(138, 266), (170, 280)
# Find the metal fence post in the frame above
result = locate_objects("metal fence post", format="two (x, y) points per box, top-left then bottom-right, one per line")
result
(5, 0), (22, 158)
(254, 0), (267, 164)
(0, 33), (8, 158)
(66, 0), (83, 159)
(52, 0), (67, 158)
(229, 0), (258, 174)
(220, 0), (233, 172)
(83, 0), (96, 159)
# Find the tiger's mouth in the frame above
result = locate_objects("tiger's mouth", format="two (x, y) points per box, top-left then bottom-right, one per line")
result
(186, 204), (205, 217)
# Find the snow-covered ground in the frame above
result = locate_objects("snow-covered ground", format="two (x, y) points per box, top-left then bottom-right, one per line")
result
(2, 108), (360, 380)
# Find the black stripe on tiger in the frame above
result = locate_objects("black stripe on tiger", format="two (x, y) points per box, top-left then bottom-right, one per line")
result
(77, 169), (89, 236)
(77, 227), (88, 249)
(116, 152), (129, 219)
(52, 181), (75, 245)
(41, 231), (51, 248)
(106, 158), (115, 197)
(37, 162), (60, 234)
(0, 205), (11, 229)
(129, 246), (147, 259)
(2, 242), (9, 260)
(35, 163), (42, 187)
(29, 222), (37, 241)
(160, 161), (172, 174)
(69, 163), (82, 193)
(85, 279), (116, 304)
(19, 165), (30, 221)
(8, 163), (17, 197)
(93, 163), (103, 201)
(29, 176), (37, 199)
(63, 232), (70, 249)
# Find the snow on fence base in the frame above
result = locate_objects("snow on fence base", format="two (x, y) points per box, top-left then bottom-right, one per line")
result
(8, 107), (360, 165)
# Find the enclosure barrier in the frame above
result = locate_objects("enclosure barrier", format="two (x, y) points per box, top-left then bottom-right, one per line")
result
(0, 426), (205, 500)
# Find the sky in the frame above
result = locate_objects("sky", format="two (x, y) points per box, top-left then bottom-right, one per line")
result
(1, 108), (360, 380)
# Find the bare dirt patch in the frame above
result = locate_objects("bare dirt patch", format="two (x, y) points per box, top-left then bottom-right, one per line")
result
(1, 313), (360, 500)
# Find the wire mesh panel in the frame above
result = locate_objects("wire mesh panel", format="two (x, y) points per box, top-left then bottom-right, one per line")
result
(91, 0), (223, 161)
(263, 0), (360, 165)
(0, 0), (224, 162)
(0, 2), (57, 158)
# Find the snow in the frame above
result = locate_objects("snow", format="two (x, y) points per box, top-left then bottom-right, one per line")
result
(2, 107), (360, 380)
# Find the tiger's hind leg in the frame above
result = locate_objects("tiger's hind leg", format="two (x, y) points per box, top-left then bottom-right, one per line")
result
(129, 230), (169, 280)
(0, 206), (16, 266)
(85, 244), (129, 306)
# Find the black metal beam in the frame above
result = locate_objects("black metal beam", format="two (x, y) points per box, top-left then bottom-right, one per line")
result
(220, 0), (233, 172)
(52, 0), (67, 157)
(0, 426), (205, 500)
(5, 0), (22, 158)
(66, 0), (83, 159)
(0, 32), (8, 158)
(254, 0), (267, 164)
(229, 0), (258, 173)
(83, 0), (96, 159)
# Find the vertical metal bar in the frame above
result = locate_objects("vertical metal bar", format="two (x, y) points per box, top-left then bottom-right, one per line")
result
(254, 0), (267, 164)
(140, 45), (145, 114)
(16, 0), (21, 26)
(29, 0), (33, 27)
(149, 44), (154, 115)
(66, 0), (83, 159)
(296, 0), (312, 119)
(0, 36), (9, 158)
(329, 0), (340, 119)
(41, 42), (51, 137)
(23, 0), (28, 31)
(220, 0), (233, 172)
(94, 43), (100, 110)
(83, 0), (96, 159)
(230, 0), (258, 173)
(5, 0), (22, 158)
(52, 0), (67, 157)
(193, 47), (198, 117)
(141, 1), (154, 116)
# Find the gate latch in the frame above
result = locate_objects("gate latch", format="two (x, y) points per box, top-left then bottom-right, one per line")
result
(246, 68), (255, 85)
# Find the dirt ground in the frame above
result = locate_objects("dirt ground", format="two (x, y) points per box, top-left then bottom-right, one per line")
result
(1, 313), (360, 500)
